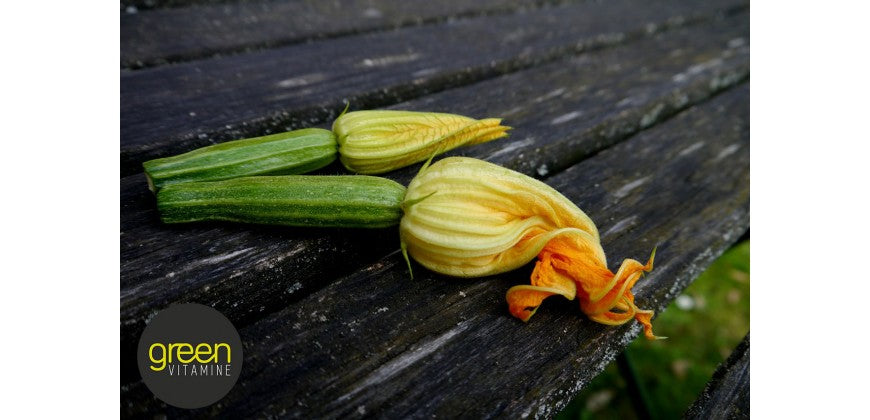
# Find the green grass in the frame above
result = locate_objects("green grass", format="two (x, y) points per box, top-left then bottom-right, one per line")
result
(557, 240), (750, 419)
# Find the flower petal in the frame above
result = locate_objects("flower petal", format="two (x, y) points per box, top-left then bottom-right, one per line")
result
(506, 283), (576, 322)
(586, 296), (637, 325)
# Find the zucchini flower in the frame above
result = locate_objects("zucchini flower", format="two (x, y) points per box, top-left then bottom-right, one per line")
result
(400, 157), (660, 339)
(333, 110), (510, 174)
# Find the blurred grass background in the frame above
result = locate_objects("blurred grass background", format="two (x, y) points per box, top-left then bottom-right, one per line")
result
(557, 240), (750, 419)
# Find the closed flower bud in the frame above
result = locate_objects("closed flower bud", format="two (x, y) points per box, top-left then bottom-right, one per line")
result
(400, 157), (660, 339)
(332, 110), (510, 174)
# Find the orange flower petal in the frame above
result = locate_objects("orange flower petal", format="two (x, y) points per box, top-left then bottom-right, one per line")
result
(579, 255), (652, 316)
(530, 253), (577, 300)
(506, 283), (576, 322)
(587, 297), (637, 325)
(634, 309), (665, 340)
(512, 237), (660, 339)
(543, 237), (612, 295)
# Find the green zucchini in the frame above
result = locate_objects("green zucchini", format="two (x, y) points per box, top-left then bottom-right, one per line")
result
(157, 175), (406, 228)
(143, 128), (338, 191)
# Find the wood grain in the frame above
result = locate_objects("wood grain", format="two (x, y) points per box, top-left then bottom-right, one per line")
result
(120, 0), (746, 176)
(122, 81), (749, 417)
(122, 0), (552, 68)
(120, 13), (749, 386)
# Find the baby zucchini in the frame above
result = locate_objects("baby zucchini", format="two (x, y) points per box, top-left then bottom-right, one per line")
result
(157, 175), (406, 228)
(143, 128), (338, 191)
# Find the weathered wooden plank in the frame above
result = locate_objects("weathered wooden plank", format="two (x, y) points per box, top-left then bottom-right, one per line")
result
(120, 13), (748, 385)
(685, 333), (750, 419)
(120, 0), (746, 176)
(121, 0), (229, 12)
(122, 0), (550, 68)
(122, 81), (749, 418)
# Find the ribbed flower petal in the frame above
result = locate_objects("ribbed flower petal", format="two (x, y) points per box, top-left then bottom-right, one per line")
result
(333, 110), (510, 174)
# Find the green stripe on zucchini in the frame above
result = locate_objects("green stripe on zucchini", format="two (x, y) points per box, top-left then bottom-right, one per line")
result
(143, 128), (338, 191)
(157, 175), (406, 228)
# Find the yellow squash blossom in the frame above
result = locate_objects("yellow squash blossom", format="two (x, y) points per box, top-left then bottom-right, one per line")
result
(333, 110), (510, 174)
(400, 157), (660, 339)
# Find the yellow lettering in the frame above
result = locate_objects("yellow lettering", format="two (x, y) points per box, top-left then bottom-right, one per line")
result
(214, 343), (231, 364)
(195, 343), (212, 363)
(168, 343), (180, 363)
(149, 343), (166, 371)
(175, 343), (194, 363)
(148, 342), (232, 369)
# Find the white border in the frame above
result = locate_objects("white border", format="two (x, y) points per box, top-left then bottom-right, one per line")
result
(1, 2), (118, 417)
(752, 1), (870, 417)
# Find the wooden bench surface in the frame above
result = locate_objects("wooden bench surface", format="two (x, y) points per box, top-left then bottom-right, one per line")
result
(686, 333), (750, 419)
(120, 0), (749, 417)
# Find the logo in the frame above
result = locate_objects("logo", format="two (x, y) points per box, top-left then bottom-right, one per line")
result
(136, 303), (243, 409)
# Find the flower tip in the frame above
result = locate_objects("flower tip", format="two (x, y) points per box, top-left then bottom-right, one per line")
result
(642, 332), (667, 340)
(635, 310), (660, 340)
(338, 101), (350, 118)
(517, 312), (534, 323)
(646, 246), (657, 271)
(641, 330), (665, 340)
(402, 190), (436, 211)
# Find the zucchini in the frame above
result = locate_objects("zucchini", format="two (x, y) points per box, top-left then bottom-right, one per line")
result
(157, 175), (406, 228)
(143, 128), (338, 191)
